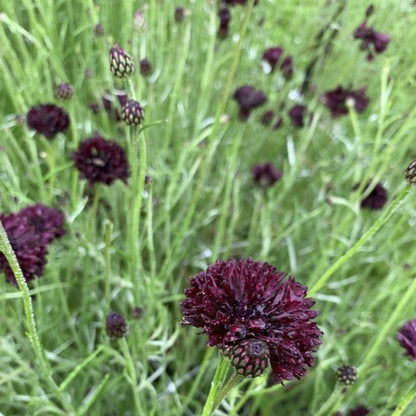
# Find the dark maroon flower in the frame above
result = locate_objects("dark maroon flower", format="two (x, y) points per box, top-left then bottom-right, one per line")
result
(109, 44), (134, 78)
(218, 8), (231, 39)
(323, 86), (369, 117)
(94, 23), (105, 37)
(405, 160), (416, 185)
(26, 104), (70, 139)
(175, 7), (185, 23)
(121, 99), (145, 126)
(280, 56), (294, 80)
(348, 405), (370, 416)
(398, 319), (416, 360)
(233, 86), (267, 121)
(55, 82), (74, 100)
(262, 47), (283, 72)
(336, 365), (357, 385)
(180, 258), (323, 383)
(73, 136), (129, 186)
(106, 312), (128, 339)
(356, 182), (388, 210)
(0, 212), (48, 286)
(19, 204), (65, 244)
(139, 58), (152, 77)
(252, 163), (282, 187)
(288, 105), (306, 127)
(131, 306), (144, 320)
(353, 20), (390, 61)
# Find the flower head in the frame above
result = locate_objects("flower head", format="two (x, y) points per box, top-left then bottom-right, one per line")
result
(262, 47), (283, 72)
(349, 405), (370, 416)
(353, 20), (390, 61)
(55, 82), (74, 100)
(323, 86), (369, 117)
(139, 58), (152, 77)
(109, 44), (134, 78)
(26, 104), (70, 139)
(106, 312), (128, 339)
(288, 104), (306, 127)
(218, 8), (231, 39)
(404, 160), (416, 185)
(233, 86), (267, 121)
(180, 258), (322, 383)
(251, 163), (282, 187)
(398, 319), (416, 360)
(336, 365), (357, 385)
(121, 99), (145, 126)
(73, 135), (129, 186)
(280, 56), (294, 80)
(354, 181), (388, 210)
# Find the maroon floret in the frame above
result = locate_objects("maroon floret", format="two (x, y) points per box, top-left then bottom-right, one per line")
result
(251, 163), (282, 187)
(353, 20), (390, 61)
(358, 182), (388, 210)
(73, 136), (129, 187)
(262, 47), (283, 72)
(181, 258), (323, 383)
(398, 319), (416, 360)
(26, 104), (70, 139)
(288, 105), (306, 127)
(233, 86), (267, 121)
(106, 312), (129, 339)
(323, 86), (369, 117)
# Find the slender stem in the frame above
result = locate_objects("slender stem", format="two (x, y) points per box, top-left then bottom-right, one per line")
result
(310, 184), (411, 296)
(211, 371), (244, 413)
(103, 219), (113, 311)
(314, 384), (343, 416)
(392, 384), (416, 416)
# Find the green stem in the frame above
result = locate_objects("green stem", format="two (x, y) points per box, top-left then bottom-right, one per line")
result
(103, 220), (113, 311)
(310, 184), (411, 296)
(392, 384), (416, 416)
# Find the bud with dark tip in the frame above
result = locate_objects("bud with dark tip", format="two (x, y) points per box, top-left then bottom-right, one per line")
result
(336, 365), (357, 385)
(223, 339), (270, 378)
(55, 82), (74, 100)
(109, 44), (134, 78)
(106, 312), (128, 339)
(405, 160), (416, 185)
(139, 58), (152, 77)
(121, 99), (145, 126)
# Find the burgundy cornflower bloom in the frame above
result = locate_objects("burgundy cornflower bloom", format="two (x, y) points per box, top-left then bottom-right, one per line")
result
(26, 104), (70, 139)
(252, 163), (282, 187)
(73, 136), (129, 187)
(288, 105), (306, 128)
(348, 405), (370, 416)
(280, 56), (294, 80)
(218, 8), (231, 39)
(0, 213), (48, 286)
(233, 86), (267, 121)
(262, 47), (283, 72)
(397, 319), (416, 360)
(19, 204), (65, 244)
(356, 182), (388, 210)
(353, 20), (390, 61)
(180, 258), (323, 383)
(323, 86), (369, 117)
(106, 312), (128, 339)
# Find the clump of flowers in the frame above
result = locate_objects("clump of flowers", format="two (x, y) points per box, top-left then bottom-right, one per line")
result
(26, 104), (70, 139)
(353, 19), (390, 61)
(0, 204), (65, 286)
(73, 135), (129, 187)
(106, 312), (129, 339)
(181, 258), (323, 383)
(397, 319), (416, 360)
(354, 181), (388, 210)
(251, 163), (282, 187)
(121, 99), (145, 126)
(233, 85), (267, 121)
(336, 365), (357, 385)
(288, 104), (306, 127)
(322, 86), (369, 117)
(55, 82), (74, 100)
(109, 44), (134, 78)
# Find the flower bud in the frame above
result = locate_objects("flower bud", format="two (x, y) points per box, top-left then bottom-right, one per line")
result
(109, 44), (134, 78)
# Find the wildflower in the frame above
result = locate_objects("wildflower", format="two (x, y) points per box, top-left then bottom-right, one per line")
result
(355, 182), (388, 210)
(323, 86), (369, 117)
(26, 104), (70, 139)
(134, 10), (147, 32)
(0, 212), (48, 286)
(233, 86), (267, 121)
(349, 405), (370, 416)
(180, 258), (323, 383)
(131, 306), (144, 320)
(404, 160), (416, 185)
(397, 319), (416, 360)
(288, 104), (306, 127)
(139, 58), (152, 77)
(280, 56), (294, 80)
(218, 8), (231, 39)
(353, 20), (390, 61)
(252, 163), (282, 187)
(55, 82), (74, 100)
(106, 312), (128, 339)
(94, 23), (105, 37)
(109, 44), (134, 78)
(121, 99), (145, 126)
(262, 47), (283, 72)
(73, 135), (129, 186)
(175, 7), (185, 23)
(19, 204), (66, 244)
(336, 365), (357, 385)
